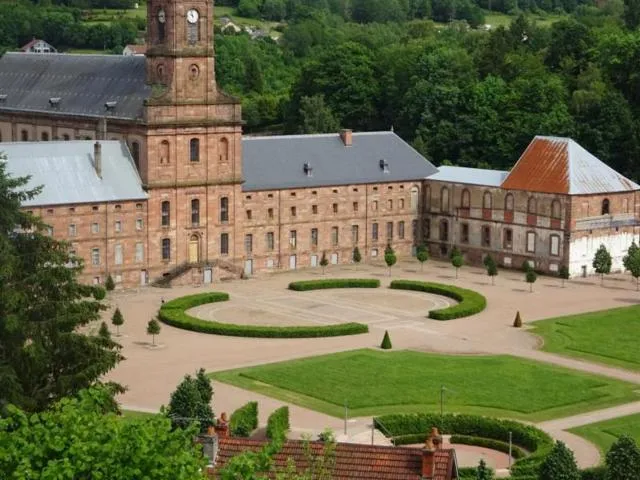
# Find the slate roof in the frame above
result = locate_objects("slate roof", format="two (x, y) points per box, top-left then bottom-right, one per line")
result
(214, 437), (457, 480)
(0, 140), (147, 206)
(429, 166), (508, 187)
(0, 52), (150, 120)
(241, 132), (437, 191)
(501, 136), (640, 195)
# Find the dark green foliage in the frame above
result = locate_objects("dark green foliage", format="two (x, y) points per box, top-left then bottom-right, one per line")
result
(539, 441), (580, 480)
(352, 246), (362, 265)
(525, 269), (537, 292)
(604, 435), (640, 480)
(266, 406), (290, 442)
(299, 95), (340, 134)
(522, 260), (533, 273)
(622, 241), (638, 271)
(581, 466), (607, 480)
(384, 246), (397, 275)
(559, 265), (570, 287)
(452, 254), (464, 278)
(105, 274), (115, 291)
(475, 458), (495, 480)
(230, 401), (259, 437)
(98, 321), (111, 340)
(625, 249), (640, 291)
(93, 287), (106, 300)
(168, 369), (214, 433)
(390, 280), (487, 320)
(147, 319), (161, 345)
(380, 330), (392, 349)
(593, 244), (612, 285)
(416, 244), (429, 271)
(159, 292), (369, 338)
(486, 256), (498, 284)
(450, 246), (461, 260)
(320, 251), (329, 274)
(111, 307), (124, 335)
(451, 435), (525, 459)
(288, 279), (380, 291)
(514, 311), (523, 328)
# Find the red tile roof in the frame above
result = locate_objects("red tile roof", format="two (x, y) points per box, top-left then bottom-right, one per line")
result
(124, 44), (147, 54)
(213, 437), (457, 480)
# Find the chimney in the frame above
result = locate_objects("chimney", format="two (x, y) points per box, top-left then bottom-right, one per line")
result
(93, 141), (102, 178)
(339, 129), (352, 147)
(421, 427), (442, 479)
(214, 412), (229, 438)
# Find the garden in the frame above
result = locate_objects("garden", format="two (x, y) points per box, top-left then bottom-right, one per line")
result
(570, 413), (640, 455)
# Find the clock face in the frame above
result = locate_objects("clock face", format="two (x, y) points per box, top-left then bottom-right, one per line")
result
(187, 9), (199, 24)
(158, 8), (166, 23)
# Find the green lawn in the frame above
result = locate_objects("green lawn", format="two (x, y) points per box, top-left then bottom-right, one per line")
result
(120, 409), (157, 422)
(530, 305), (640, 372)
(483, 11), (566, 28)
(211, 349), (639, 422)
(570, 413), (640, 456)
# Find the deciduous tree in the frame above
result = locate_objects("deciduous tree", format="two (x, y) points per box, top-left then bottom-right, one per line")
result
(416, 244), (429, 271)
(147, 318), (161, 346)
(593, 244), (612, 286)
(559, 265), (570, 287)
(452, 254), (463, 278)
(526, 269), (537, 292)
(384, 244), (397, 276)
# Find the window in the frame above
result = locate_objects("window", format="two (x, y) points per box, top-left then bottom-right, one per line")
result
(388, 199), (393, 210)
(161, 201), (170, 227)
(91, 248), (100, 266)
(47, 226), (53, 236)
(333, 189), (338, 194)
(352, 225), (359, 244)
(353, 202), (359, 212)
(162, 238), (171, 260)
(219, 137), (229, 162)
(331, 227), (339, 246)
(550, 235), (560, 256)
(290, 192), (296, 197)
(160, 140), (170, 165)
(46, 208), (54, 215)
(220, 197), (229, 222)
(244, 234), (253, 254)
(114, 244), (123, 265)
(92, 206), (99, 212)
(440, 187), (449, 212)
(461, 189), (470, 208)
(372, 223), (379, 241)
(246, 209), (252, 220)
(114, 205), (122, 211)
(551, 200), (561, 219)
(91, 222), (99, 234)
(526, 231), (536, 253)
(136, 218), (143, 231)
(21, 130), (28, 141)
(503, 228), (513, 250)
(332, 203), (338, 214)
(115, 220), (122, 233)
(400, 199), (405, 209)
(41, 131), (49, 141)
(135, 242), (144, 262)
(411, 186), (419, 211)
(482, 191), (492, 209)
(191, 199), (200, 226)
(372, 201), (378, 211)
(69, 207), (75, 214)
(414, 219), (421, 241)
(527, 197), (537, 214)
(398, 221), (405, 239)
(386, 221), (393, 240)
(63, 134), (70, 141)
(424, 186), (431, 210)
(136, 203), (143, 210)
(311, 228), (318, 247)
(268, 193), (273, 198)
(461, 223), (469, 243)
(439, 220), (449, 242)
(220, 233), (229, 255)
(289, 230), (297, 249)
(131, 141), (140, 170)
(268, 208), (274, 219)
(505, 194), (514, 211)
(601, 198), (610, 215)
(312, 205), (318, 214)
(481, 225), (491, 247)
(68, 224), (77, 237)
(190, 138), (200, 162)
(266, 232), (274, 251)
(291, 206), (296, 217)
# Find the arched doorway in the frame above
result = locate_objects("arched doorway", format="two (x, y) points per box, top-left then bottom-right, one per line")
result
(189, 234), (200, 263)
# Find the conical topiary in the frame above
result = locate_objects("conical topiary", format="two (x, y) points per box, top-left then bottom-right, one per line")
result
(381, 330), (392, 350)
(105, 274), (115, 291)
(513, 311), (523, 328)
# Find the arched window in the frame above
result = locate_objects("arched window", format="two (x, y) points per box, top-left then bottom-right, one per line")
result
(527, 197), (537, 214)
(505, 193), (514, 211)
(160, 140), (170, 165)
(219, 137), (229, 163)
(410, 186), (419, 212)
(483, 191), (492, 210)
(439, 219), (449, 242)
(190, 138), (200, 162)
(191, 199), (200, 226)
(21, 130), (28, 141)
(601, 198), (610, 215)
(161, 238), (171, 260)
(461, 189), (470, 208)
(440, 187), (449, 213)
(551, 200), (561, 219)
(161, 201), (170, 227)
(41, 131), (49, 141)
(220, 197), (229, 222)
(131, 141), (140, 170)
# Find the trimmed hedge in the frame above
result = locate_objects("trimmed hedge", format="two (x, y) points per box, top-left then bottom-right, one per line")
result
(288, 278), (380, 291)
(266, 406), (290, 442)
(389, 280), (487, 320)
(450, 434), (526, 459)
(158, 292), (369, 338)
(230, 401), (258, 437)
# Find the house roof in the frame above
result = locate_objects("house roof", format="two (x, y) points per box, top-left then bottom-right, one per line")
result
(124, 44), (146, 55)
(241, 132), (437, 191)
(215, 437), (457, 480)
(0, 52), (150, 120)
(501, 136), (640, 195)
(0, 140), (147, 206)
(20, 39), (54, 52)
(429, 166), (508, 187)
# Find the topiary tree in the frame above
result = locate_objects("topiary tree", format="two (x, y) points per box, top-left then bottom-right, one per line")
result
(380, 330), (392, 350)
(525, 269), (537, 292)
(623, 241), (639, 272)
(147, 318), (161, 346)
(485, 255), (498, 285)
(98, 321), (111, 340)
(320, 251), (328, 275)
(167, 368), (214, 433)
(416, 244), (428, 271)
(352, 246), (362, 268)
(522, 260), (533, 273)
(593, 244), (612, 286)
(105, 274), (115, 291)
(449, 246), (461, 260)
(559, 265), (570, 287)
(111, 307), (124, 336)
(93, 286), (106, 301)
(539, 441), (581, 480)
(451, 254), (463, 278)
(384, 244), (397, 276)
(626, 249), (640, 291)
(605, 435), (640, 480)
(513, 311), (523, 328)
(476, 458), (494, 480)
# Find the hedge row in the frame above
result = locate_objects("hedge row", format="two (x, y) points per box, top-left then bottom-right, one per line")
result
(389, 280), (487, 320)
(288, 278), (380, 291)
(158, 292), (369, 338)
(230, 401), (258, 437)
(450, 434), (526, 459)
(266, 406), (290, 442)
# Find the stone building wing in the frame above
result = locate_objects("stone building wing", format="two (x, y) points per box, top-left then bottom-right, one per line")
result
(501, 136), (639, 195)
(429, 165), (508, 187)
(0, 140), (147, 206)
(241, 131), (438, 191)
(0, 53), (150, 120)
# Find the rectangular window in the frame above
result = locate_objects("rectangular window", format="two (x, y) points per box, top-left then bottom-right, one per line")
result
(312, 205), (318, 214)
(420, 219), (427, 241)
(68, 224), (77, 237)
(386, 222), (393, 240)
(190, 138), (200, 162)
(220, 197), (229, 223)
(192, 199), (200, 226)
(482, 226), (491, 247)
(388, 199), (393, 210)
(244, 234), (253, 254)
(115, 220), (122, 233)
(135, 242), (144, 262)
(550, 235), (560, 256)
(136, 218), (143, 231)
(289, 230), (297, 249)
(372, 200), (378, 211)
(526, 231), (536, 253)
(47, 226), (53, 236)
(353, 202), (358, 212)
(372, 222), (379, 241)
(266, 232), (274, 251)
(291, 206), (296, 217)
(461, 223), (469, 244)
(503, 229), (513, 250)
(162, 238), (171, 260)
(332, 203), (338, 214)
(268, 208), (274, 220)
(91, 248), (100, 266)
(331, 226), (339, 246)
(246, 209), (252, 220)
(400, 199), (405, 209)
(352, 225), (359, 244)
(398, 221), (405, 240)
(114, 244), (123, 265)
(161, 201), (170, 227)
(220, 233), (229, 255)
(91, 222), (99, 234)
(311, 228), (318, 247)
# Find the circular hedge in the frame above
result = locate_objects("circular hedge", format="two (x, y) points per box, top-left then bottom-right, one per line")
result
(389, 280), (487, 320)
(158, 288), (370, 338)
(288, 278), (380, 291)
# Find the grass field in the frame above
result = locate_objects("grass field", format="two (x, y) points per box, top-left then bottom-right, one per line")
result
(120, 409), (157, 422)
(530, 305), (640, 372)
(211, 349), (639, 422)
(483, 11), (566, 28)
(570, 413), (640, 455)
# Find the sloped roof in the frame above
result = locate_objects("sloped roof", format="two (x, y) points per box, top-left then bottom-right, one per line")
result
(501, 136), (639, 195)
(241, 132), (437, 191)
(429, 166), (508, 187)
(0, 140), (147, 206)
(124, 44), (146, 55)
(0, 52), (150, 120)
(215, 437), (457, 480)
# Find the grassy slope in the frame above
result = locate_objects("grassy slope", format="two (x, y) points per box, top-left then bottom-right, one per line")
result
(211, 349), (639, 422)
(530, 305), (640, 372)
(570, 413), (640, 456)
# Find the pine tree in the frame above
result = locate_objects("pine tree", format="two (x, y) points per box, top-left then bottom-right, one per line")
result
(380, 330), (392, 350)
(539, 441), (581, 480)
(416, 244), (428, 272)
(352, 246), (362, 267)
(105, 274), (115, 291)
(605, 435), (640, 480)
(526, 269), (537, 292)
(111, 307), (124, 336)
(147, 319), (161, 346)
(168, 369), (214, 433)
(476, 458), (494, 480)
(98, 322), (111, 340)
(593, 244), (612, 286)
(513, 311), (523, 328)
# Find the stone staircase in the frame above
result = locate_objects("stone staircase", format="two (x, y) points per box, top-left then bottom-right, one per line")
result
(151, 259), (244, 288)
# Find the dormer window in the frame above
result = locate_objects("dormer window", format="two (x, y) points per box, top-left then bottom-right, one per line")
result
(379, 159), (389, 173)
(303, 162), (313, 177)
(48, 97), (60, 107)
(0, 94), (7, 102)
(105, 101), (117, 112)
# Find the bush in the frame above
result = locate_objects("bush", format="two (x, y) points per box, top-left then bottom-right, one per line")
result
(93, 286), (106, 300)
(159, 292), (369, 338)
(105, 274), (115, 291)
(230, 401), (258, 437)
(288, 278), (380, 291)
(380, 330), (392, 349)
(266, 406), (290, 442)
(389, 280), (487, 320)
(450, 434), (526, 459)
(514, 311), (523, 328)
(580, 466), (606, 480)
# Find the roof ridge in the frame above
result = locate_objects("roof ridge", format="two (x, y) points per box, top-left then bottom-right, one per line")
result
(242, 131), (395, 141)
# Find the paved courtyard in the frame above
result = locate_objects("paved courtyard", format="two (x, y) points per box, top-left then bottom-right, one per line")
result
(103, 259), (640, 468)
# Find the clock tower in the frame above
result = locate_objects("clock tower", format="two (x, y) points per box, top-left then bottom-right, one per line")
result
(143, 0), (244, 280)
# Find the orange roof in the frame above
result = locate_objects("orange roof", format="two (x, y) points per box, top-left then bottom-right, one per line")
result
(124, 44), (146, 54)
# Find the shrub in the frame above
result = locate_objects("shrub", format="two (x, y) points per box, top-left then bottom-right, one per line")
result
(580, 466), (606, 480)
(389, 280), (487, 320)
(105, 274), (115, 291)
(288, 279), (379, 291)
(450, 434), (526, 459)
(93, 286), (106, 300)
(111, 307), (124, 335)
(147, 318), (161, 345)
(266, 406), (290, 442)
(380, 330), (392, 349)
(230, 401), (258, 437)
(159, 292), (369, 338)
(514, 311), (523, 328)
